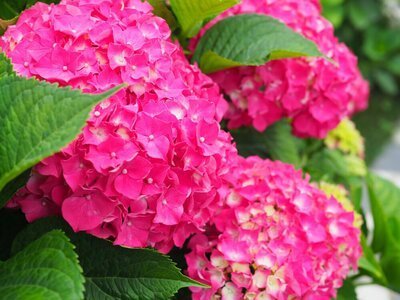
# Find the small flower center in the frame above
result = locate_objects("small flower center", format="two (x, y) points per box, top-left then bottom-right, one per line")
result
(147, 177), (153, 184)
(162, 199), (167, 205)
(199, 136), (205, 143)
(62, 65), (68, 71)
(127, 221), (132, 227)
(148, 134), (154, 140)
(110, 152), (117, 158)
(23, 62), (29, 68)
(41, 200), (47, 206)
(122, 168), (128, 175)
(94, 111), (101, 117)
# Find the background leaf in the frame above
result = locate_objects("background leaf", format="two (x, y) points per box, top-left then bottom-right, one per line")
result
(146, 0), (177, 31)
(192, 14), (323, 73)
(170, 0), (239, 38)
(0, 73), (123, 203)
(0, 230), (84, 300)
(337, 279), (358, 300)
(12, 217), (206, 300)
(0, 0), (60, 19)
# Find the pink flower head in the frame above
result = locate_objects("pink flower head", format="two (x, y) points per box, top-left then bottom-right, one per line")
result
(2, 0), (237, 253)
(186, 157), (361, 299)
(190, 0), (369, 138)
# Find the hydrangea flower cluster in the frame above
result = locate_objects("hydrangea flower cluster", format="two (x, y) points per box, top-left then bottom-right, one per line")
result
(1, 0), (237, 253)
(191, 0), (370, 138)
(186, 157), (361, 299)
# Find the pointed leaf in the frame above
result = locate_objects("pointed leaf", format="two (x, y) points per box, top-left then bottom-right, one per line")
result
(12, 217), (207, 300)
(0, 74), (124, 204)
(192, 14), (323, 73)
(0, 230), (84, 300)
(170, 0), (239, 38)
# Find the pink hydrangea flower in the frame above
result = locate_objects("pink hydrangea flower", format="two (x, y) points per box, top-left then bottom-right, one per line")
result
(1, 0), (237, 253)
(191, 0), (369, 138)
(186, 157), (361, 299)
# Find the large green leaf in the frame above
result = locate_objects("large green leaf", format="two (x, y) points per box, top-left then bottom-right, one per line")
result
(358, 235), (387, 285)
(170, 0), (239, 38)
(192, 14), (323, 74)
(367, 173), (400, 252)
(0, 73), (124, 204)
(0, 230), (84, 300)
(12, 217), (206, 300)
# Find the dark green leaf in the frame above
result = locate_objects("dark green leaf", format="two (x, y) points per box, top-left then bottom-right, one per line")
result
(170, 0), (239, 38)
(336, 279), (357, 300)
(13, 217), (206, 300)
(231, 120), (304, 166)
(0, 169), (30, 207)
(146, 0), (178, 31)
(305, 149), (348, 181)
(347, 0), (380, 30)
(192, 14), (323, 73)
(0, 0), (60, 19)
(0, 230), (84, 300)
(0, 74), (124, 205)
(263, 121), (303, 167)
(0, 209), (27, 260)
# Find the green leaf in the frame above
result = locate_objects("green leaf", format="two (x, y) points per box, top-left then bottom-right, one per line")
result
(305, 149), (349, 181)
(336, 279), (357, 300)
(0, 169), (31, 208)
(0, 16), (17, 36)
(170, 0), (239, 38)
(0, 230), (84, 300)
(358, 235), (387, 285)
(347, 0), (380, 30)
(0, 75), (124, 205)
(231, 120), (305, 166)
(0, 0), (60, 19)
(374, 70), (398, 96)
(380, 242), (400, 293)
(146, 0), (178, 31)
(263, 121), (303, 167)
(367, 173), (400, 252)
(192, 14), (323, 74)
(13, 217), (206, 300)
(0, 53), (14, 77)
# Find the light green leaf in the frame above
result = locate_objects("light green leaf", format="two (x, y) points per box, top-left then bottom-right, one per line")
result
(170, 0), (239, 38)
(192, 14), (323, 74)
(146, 0), (178, 31)
(0, 230), (84, 300)
(12, 217), (207, 300)
(0, 74), (124, 205)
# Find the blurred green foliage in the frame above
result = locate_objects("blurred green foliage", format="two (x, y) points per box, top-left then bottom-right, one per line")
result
(322, 0), (400, 164)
